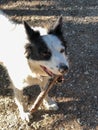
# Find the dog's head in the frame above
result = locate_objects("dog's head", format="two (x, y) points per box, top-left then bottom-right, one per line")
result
(24, 16), (69, 77)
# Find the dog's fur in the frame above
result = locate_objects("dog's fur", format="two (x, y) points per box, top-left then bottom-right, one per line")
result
(0, 11), (69, 121)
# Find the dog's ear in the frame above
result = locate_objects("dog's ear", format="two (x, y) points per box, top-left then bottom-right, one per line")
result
(48, 16), (63, 36)
(23, 21), (40, 41)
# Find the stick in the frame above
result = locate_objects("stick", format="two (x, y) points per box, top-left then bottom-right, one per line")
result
(30, 76), (59, 114)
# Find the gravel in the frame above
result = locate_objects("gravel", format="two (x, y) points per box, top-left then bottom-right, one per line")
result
(0, 0), (98, 130)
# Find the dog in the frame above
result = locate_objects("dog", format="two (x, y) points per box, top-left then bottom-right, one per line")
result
(0, 11), (69, 122)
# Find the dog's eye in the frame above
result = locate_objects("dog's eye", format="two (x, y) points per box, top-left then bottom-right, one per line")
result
(42, 51), (51, 56)
(41, 50), (51, 59)
(60, 48), (65, 53)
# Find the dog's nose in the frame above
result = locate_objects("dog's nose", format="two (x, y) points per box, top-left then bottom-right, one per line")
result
(59, 63), (68, 74)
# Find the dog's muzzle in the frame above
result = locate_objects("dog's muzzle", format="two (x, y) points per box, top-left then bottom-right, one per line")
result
(40, 63), (69, 83)
(56, 63), (69, 83)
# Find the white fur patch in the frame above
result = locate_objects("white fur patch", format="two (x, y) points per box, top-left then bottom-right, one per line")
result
(0, 11), (48, 89)
(40, 34), (69, 75)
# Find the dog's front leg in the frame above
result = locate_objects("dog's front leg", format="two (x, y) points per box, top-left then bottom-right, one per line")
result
(40, 77), (59, 111)
(13, 87), (31, 122)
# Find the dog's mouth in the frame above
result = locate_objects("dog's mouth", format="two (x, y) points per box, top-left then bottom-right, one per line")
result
(40, 65), (65, 83)
(40, 65), (55, 77)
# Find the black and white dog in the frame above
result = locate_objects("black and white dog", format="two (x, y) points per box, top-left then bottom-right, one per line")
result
(0, 11), (69, 121)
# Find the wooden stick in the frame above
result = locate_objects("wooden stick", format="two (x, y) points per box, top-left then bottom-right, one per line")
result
(30, 76), (59, 114)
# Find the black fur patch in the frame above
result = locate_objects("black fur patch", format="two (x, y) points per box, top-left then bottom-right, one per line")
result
(24, 21), (52, 61)
(25, 37), (52, 61)
(24, 21), (40, 41)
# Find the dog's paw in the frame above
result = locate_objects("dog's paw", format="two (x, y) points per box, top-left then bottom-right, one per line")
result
(43, 99), (59, 111)
(20, 112), (32, 122)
